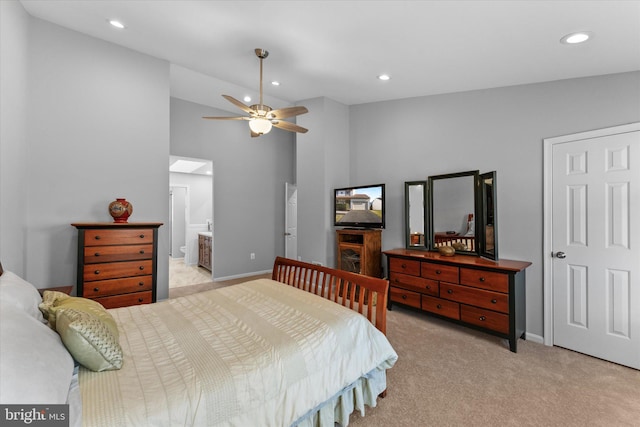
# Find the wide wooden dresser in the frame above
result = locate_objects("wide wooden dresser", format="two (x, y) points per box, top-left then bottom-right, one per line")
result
(72, 222), (163, 309)
(384, 248), (531, 352)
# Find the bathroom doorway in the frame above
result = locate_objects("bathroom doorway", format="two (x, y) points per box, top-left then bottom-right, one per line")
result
(169, 155), (214, 288)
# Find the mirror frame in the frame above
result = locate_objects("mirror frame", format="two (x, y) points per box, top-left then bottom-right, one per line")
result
(427, 170), (480, 255)
(479, 171), (498, 260)
(404, 180), (427, 249)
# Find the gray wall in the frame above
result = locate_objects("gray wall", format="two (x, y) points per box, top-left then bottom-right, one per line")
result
(0, 1), (30, 276)
(296, 97), (350, 268)
(349, 71), (640, 337)
(170, 97), (294, 279)
(0, 7), (172, 300)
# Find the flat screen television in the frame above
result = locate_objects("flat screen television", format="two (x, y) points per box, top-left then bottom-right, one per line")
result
(333, 183), (385, 229)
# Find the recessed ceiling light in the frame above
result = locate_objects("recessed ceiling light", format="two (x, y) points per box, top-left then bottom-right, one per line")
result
(271, 81), (280, 86)
(243, 95), (252, 102)
(108, 19), (126, 29)
(378, 74), (391, 81)
(560, 32), (592, 44)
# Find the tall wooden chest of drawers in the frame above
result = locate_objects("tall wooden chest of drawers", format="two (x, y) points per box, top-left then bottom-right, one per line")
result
(72, 222), (163, 309)
(384, 248), (531, 352)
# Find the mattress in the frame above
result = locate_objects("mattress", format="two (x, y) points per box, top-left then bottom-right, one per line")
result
(79, 278), (398, 426)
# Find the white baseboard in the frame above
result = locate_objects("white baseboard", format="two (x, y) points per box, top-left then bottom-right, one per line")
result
(525, 332), (545, 344)
(214, 269), (272, 282)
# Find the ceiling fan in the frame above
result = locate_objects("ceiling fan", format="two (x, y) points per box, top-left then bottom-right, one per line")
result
(203, 48), (309, 137)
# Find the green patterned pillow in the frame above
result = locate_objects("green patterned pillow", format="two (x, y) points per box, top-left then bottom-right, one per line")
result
(40, 292), (118, 340)
(56, 308), (123, 372)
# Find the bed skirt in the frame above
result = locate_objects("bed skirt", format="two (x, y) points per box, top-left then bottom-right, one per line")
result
(293, 368), (387, 427)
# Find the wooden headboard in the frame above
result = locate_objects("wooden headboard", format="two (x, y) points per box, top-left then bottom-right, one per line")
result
(271, 256), (389, 334)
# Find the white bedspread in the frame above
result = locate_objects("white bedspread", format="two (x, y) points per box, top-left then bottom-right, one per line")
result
(79, 279), (397, 427)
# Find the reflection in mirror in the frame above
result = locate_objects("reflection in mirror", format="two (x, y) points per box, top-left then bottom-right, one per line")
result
(480, 171), (498, 260)
(405, 181), (426, 248)
(428, 171), (479, 254)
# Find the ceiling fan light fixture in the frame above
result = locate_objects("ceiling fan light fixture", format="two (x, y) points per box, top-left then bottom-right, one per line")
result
(249, 118), (273, 135)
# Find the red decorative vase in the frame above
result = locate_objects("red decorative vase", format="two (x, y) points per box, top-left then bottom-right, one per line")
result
(108, 198), (133, 223)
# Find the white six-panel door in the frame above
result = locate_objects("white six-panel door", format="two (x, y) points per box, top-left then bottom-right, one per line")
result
(285, 182), (298, 260)
(546, 123), (639, 369)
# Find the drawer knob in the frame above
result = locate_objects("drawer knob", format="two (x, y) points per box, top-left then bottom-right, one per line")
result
(436, 304), (442, 309)
(139, 266), (145, 271)
(402, 295), (407, 300)
(425, 285), (431, 290)
(395, 278), (400, 283)
(491, 299), (497, 304)
(436, 270), (442, 275)
(93, 287), (99, 292)
(139, 234), (145, 239)
(447, 289), (453, 294)
(139, 249), (145, 254)
(479, 316), (486, 321)
(138, 298), (144, 302)
(94, 235), (101, 240)
(94, 252), (100, 257)
(94, 270), (100, 275)
(401, 263), (407, 269)
(479, 277), (486, 282)
(138, 282), (144, 286)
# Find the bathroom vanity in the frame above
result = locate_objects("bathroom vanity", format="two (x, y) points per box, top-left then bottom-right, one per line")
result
(198, 232), (212, 271)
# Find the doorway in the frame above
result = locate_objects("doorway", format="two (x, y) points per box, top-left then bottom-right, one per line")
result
(169, 155), (214, 288)
(543, 122), (640, 369)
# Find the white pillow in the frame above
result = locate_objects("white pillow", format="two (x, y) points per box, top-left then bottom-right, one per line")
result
(0, 271), (44, 322)
(0, 302), (74, 404)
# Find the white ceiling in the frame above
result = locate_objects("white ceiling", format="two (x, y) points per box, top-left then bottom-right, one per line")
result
(20, 1), (640, 113)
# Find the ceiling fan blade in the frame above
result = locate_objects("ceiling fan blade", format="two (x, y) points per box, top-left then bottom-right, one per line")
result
(272, 120), (308, 134)
(222, 95), (256, 115)
(269, 106), (309, 120)
(202, 116), (249, 120)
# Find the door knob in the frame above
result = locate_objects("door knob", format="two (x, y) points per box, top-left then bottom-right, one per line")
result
(553, 251), (566, 259)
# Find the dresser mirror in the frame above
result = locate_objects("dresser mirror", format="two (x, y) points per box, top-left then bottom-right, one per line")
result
(427, 170), (480, 254)
(404, 181), (427, 248)
(479, 171), (498, 260)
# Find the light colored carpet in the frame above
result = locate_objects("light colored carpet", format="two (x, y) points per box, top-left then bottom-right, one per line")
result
(169, 281), (640, 426)
(348, 305), (640, 427)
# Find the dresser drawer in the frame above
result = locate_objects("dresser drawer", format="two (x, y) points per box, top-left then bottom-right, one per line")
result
(94, 291), (153, 309)
(440, 283), (508, 314)
(83, 260), (153, 282)
(389, 258), (421, 276)
(390, 286), (422, 309)
(461, 304), (509, 334)
(460, 268), (509, 293)
(390, 272), (438, 296)
(421, 263), (459, 283)
(84, 229), (154, 246)
(83, 244), (153, 263)
(82, 276), (153, 298)
(422, 295), (460, 320)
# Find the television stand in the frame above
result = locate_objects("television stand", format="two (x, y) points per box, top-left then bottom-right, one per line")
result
(336, 229), (382, 278)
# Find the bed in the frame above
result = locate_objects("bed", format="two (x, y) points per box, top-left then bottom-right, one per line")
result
(0, 257), (397, 426)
